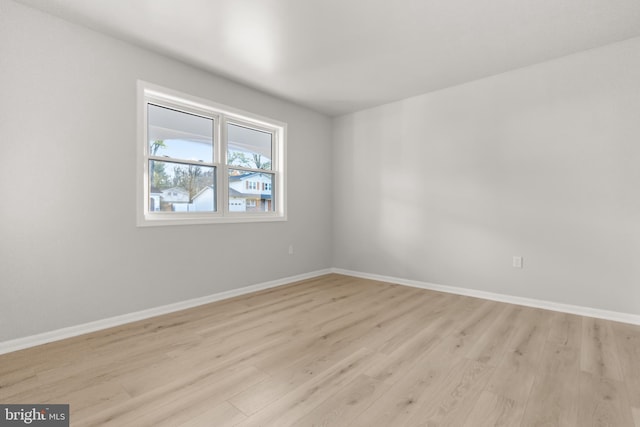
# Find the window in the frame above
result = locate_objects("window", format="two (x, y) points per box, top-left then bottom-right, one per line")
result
(138, 81), (286, 226)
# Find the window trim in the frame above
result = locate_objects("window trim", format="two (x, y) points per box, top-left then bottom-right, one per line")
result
(137, 81), (287, 226)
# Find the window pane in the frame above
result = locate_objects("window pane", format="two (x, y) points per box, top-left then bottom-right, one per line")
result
(148, 104), (213, 162)
(227, 123), (272, 170)
(149, 160), (216, 212)
(228, 169), (274, 212)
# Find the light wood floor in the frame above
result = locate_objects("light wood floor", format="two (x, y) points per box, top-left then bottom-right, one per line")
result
(1, 274), (639, 426)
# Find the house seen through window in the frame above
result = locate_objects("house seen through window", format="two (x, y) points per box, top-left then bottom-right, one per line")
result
(138, 82), (286, 226)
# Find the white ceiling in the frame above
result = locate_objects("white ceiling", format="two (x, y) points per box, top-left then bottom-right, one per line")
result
(16, 0), (640, 116)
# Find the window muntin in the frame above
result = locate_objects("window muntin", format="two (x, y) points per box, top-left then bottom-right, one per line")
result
(139, 82), (286, 225)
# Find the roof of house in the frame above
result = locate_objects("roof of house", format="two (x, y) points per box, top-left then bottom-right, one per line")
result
(161, 187), (189, 194)
(228, 172), (271, 182)
(229, 187), (243, 197)
(192, 185), (214, 200)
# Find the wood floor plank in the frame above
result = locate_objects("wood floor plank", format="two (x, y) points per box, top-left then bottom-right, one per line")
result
(0, 368), (40, 402)
(581, 317), (624, 381)
(577, 371), (635, 427)
(404, 358), (494, 426)
(611, 321), (640, 408)
(289, 374), (389, 427)
(349, 334), (471, 427)
(61, 380), (132, 422)
(1, 274), (638, 427)
(228, 340), (365, 416)
(547, 311), (583, 348)
(235, 347), (382, 427)
(5, 352), (172, 405)
(364, 314), (451, 386)
(76, 365), (268, 426)
(484, 307), (552, 403)
(449, 300), (507, 354)
(118, 358), (191, 397)
(165, 322), (302, 370)
(374, 291), (452, 354)
(465, 304), (522, 366)
(520, 342), (581, 427)
(177, 401), (246, 427)
(463, 390), (525, 427)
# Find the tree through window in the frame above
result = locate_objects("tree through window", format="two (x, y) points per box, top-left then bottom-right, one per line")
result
(138, 81), (286, 225)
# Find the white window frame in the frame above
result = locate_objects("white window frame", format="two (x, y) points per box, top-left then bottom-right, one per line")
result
(137, 81), (287, 226)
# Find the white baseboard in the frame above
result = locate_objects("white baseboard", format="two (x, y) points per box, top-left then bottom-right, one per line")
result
(332, 268), (640, 326)
(4, 267), (639, 355)
(0, 269), (331, 355)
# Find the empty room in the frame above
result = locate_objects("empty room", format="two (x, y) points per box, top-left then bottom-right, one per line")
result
(1, 0), (640, 426)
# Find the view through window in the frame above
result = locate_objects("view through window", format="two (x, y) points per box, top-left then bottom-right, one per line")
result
(138, 82), (286, 226)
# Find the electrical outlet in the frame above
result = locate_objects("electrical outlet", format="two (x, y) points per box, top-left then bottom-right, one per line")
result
(288, 244), (294, 255)
(513, 256), (523, 269)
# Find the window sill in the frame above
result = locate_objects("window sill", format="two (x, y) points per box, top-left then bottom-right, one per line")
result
(137, 213), (287, 227)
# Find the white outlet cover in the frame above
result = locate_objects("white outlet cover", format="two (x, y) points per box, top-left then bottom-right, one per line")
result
(513, 256), (523, 268)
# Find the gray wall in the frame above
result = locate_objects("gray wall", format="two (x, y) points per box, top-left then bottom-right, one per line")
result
(0, 0), (332, 342)
(3, 0), (640, 344)
(333, 36), (640, 315)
